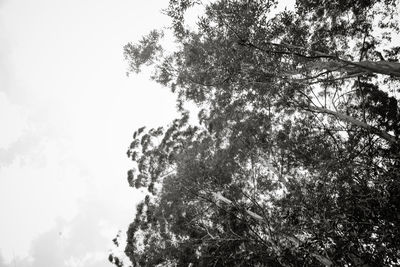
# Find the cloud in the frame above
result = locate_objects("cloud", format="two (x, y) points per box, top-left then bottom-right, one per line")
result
(0, 132), (41, 167)
(0, 250), (32, 267)
(0, 138), (89, 262)
(0, 153), (138, 266)
(0, 253), (6, 267)
(0, 92), (29, 150)
(5, 193), (129, 267)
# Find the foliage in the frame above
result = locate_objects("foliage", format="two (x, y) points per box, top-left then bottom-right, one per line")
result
(114, 0), (400, 266)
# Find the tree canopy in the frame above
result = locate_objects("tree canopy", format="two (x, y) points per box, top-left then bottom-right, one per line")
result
(110, 0), (400, 266)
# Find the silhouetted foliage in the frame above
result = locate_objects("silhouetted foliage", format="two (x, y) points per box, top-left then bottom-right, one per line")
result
(114, 0), (400, 266)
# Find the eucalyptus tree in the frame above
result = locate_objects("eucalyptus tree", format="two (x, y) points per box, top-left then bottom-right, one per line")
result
(110, 0), (400, 266)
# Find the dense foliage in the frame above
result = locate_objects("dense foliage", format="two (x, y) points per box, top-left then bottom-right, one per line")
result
(111, 0), (400, 266)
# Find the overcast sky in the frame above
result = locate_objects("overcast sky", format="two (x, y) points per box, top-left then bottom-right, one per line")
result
(0, 0), (179, 266)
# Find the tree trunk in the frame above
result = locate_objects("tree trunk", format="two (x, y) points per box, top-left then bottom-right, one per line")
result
(338, 60), (400, 77)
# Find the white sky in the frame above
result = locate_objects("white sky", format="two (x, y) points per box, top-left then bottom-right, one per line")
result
(0, 0), (178, 266)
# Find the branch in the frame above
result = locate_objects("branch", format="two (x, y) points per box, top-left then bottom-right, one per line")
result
(249, 40), (400, 77)
(305, 105), (398, 145)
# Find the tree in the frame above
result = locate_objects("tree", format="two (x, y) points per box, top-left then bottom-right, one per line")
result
(116, 0), (400, 266)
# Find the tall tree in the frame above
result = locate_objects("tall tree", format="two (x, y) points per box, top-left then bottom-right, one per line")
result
(113, 0), (400, 266)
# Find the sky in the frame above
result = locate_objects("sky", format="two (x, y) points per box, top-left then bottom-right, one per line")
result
(0, 0), (179, 266)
